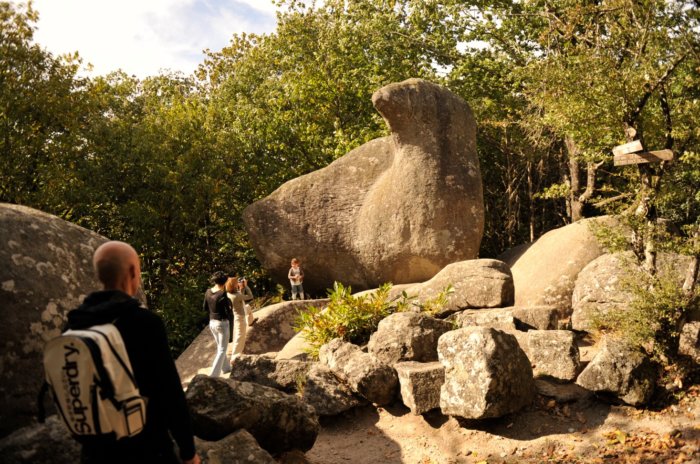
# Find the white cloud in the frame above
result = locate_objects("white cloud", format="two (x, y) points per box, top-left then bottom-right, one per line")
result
(22, 0), (279, 78)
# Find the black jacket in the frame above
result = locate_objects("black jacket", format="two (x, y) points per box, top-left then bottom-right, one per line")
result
(203, 287), (232, 321)
(66, 290), (196, 462)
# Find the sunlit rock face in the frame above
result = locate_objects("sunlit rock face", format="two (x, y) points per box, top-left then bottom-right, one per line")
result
(0, 203), (107, 437)
(243, 78), (484, 294)
(507, 216), (619, 318)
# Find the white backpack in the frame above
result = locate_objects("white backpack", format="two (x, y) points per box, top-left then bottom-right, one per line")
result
(42, 323), (147, 439)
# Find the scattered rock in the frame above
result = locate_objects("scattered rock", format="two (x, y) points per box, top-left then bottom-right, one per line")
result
(243, 79), (484, 293)
(0, 415), (78, 464)
(302, 364), (366, 416)
(450, 306), (559, 332)
(571, 253), (635, 331)
(229, 354), (312, 393)
(450, 309), (517, 331)
(196, 429), (276, 464)
(395, 361), (445, 415)
(319, 339), (398, 405)
(576, 337), (655, 406)
(367, 312), (453, 365)
(186, 375), (319, 454)
(276, 449), (314, 464)
(410, 259), (514, 317)
(534, 378), (591, 402)
(438, 327), (535, 419)
(527, 330), (580, 381)
(509, 306), (560, 331)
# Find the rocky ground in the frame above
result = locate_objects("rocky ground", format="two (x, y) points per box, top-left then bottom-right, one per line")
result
(305, 385), (700, 464)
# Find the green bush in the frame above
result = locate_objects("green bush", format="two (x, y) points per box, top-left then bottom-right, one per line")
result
(591, 265), (698, 363)
(294, 281), (453, 359)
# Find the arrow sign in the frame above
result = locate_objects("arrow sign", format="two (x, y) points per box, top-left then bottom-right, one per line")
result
(612, 140), (644, 156)
(614, 149), (674, 166)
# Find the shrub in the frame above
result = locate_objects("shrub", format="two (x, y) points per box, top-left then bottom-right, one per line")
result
(294, 281), (454, 358)
(293, 282), (405, 358)
(591, 261), (698, 363)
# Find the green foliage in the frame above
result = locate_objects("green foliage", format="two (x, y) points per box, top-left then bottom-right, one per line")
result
(412, 284), (454, 316)
(294, 281), (455, 358)
(592, 267), (699, 362)
(294, 282), (409, 358)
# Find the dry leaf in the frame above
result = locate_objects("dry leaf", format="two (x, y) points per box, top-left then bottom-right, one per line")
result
(615, 430), (627, 445)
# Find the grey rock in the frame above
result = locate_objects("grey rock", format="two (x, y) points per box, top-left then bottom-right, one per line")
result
(196, 429), (276, 464)
(503, 329), (531, 357)
(276, 450), (314, 464)
(229, 355), (312, 393)
(679, 321), (700, 363)
(302, 364), (366, 416)
(527, 330), (580, 381)
(410, 259), (514, 317)
(367, 312), (453, 365)
(451, 310), (517, 331)
(0, 415), (79, 464)
(0, 203), (108, 436)
(395, 361), (445, 415)
(243, 79), (484, 294)
(186, 375), (319, 454)
(319, 338), (398, 405)
(244, 299), (330, 354)
(276, 331), (312, 361)
(571, 253), (635, 331)
(509, 306), (560, 330)
(438, 327), (535, 419)
(534, 379), (591, 402)
(576, 337), (655, 406)
(509, 216), (620, 317)
(449, 306), (559, 332)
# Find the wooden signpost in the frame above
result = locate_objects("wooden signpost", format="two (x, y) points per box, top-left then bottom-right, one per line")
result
(612, 138), (674, 166)
(614, 149), (674, 166)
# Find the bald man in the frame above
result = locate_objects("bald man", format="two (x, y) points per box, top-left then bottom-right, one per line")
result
(65, 241), (200, 464)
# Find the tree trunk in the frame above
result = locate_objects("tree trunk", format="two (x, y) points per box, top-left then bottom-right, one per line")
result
(527, 160), (535, 243)
(682, 225), (700, 296)
(566, 136), (583, 222)
(566, 136), (600, 223)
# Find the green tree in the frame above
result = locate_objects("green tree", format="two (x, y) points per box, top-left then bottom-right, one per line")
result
(0, 1), (90, 206)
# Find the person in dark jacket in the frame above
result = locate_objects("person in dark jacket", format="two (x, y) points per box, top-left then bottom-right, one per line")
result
(65, 241), (200, 464)
(203, 270), (232, 377)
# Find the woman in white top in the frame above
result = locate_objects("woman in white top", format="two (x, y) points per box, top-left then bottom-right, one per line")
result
(225, 277), (247, 366)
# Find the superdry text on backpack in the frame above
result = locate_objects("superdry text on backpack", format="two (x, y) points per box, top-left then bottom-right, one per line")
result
(42, 323), (147, 439)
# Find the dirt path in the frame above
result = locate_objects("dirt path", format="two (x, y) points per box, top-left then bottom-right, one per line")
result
(306, 387), (700, 464)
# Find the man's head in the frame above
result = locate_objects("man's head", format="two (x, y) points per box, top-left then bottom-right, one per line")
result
(93, 241), (142, 296)
(210, 271), (228, 286)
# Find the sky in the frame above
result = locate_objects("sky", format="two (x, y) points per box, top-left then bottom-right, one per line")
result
(22, 0), (280, 78)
